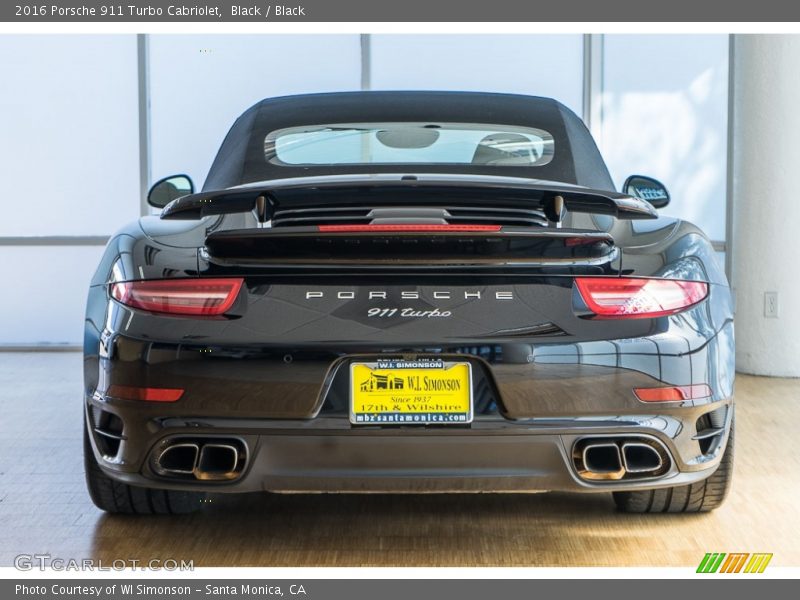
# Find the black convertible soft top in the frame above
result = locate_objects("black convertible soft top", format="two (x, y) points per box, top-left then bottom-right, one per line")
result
(202, 91), (615, 192)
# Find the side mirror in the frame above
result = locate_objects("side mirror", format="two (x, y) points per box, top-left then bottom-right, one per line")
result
(147, 174), (194, 208)
(623, 175), (670, 209)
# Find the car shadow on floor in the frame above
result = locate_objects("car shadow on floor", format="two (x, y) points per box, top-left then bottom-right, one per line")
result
(87, 491), (706, 567)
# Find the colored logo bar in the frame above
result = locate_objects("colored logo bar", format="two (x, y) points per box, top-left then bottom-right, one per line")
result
(697, 553), (773, 573)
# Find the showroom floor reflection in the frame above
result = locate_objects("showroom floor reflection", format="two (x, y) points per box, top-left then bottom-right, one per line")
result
(1, 353), (797, 567)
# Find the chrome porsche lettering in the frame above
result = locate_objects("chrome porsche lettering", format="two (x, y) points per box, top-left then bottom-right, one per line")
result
(305, 290), (512, 300)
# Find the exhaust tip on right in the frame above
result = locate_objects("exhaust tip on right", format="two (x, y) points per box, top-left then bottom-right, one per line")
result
(621, 442), (664, 474)
(574, 437), (671, 481)
(582, 443), (624, 476)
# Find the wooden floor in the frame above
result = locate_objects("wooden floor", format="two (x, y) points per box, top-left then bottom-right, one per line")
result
(0, 352), (798, 567)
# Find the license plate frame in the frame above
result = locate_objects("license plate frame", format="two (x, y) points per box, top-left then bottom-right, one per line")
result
(349, 359), (473, 425)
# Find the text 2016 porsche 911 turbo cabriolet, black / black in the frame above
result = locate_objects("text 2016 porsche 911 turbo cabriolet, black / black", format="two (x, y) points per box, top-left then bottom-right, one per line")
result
(83, 91), (734, 515)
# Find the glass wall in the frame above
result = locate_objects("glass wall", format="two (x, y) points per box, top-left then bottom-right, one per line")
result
(0, 35), (139, 346)
(149, 35), (362, 189)
(0, 247), (106, 344)
(370, 35), (584, 116)
(600, 35), (729, 242)
(0, 36), (140, 237)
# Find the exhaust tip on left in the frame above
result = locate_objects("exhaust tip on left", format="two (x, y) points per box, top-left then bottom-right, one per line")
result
(154, 443), (199, 476)
(151, 438), (247, 482)
(195, 443), (241, 481)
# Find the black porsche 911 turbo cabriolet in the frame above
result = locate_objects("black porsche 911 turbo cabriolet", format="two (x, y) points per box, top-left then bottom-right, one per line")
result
(83, 91), (734, 515)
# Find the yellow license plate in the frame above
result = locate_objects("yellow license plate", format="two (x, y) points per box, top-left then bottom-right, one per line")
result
(350, 359), (472, 424)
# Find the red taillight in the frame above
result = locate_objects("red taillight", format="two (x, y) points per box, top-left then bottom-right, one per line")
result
(107, 384), (184, 402)
(317, 224), (502, 233)
(634, 384), (713, 402)
(110, 278), (243, 316)
(574, 277), (708, 319)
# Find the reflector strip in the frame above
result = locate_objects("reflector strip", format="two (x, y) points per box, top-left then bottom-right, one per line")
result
(317, 224), (502, 232)
(107, 385), (184, 402)
(565, 237), (602, 247)
(634, 384), (713, 402)
(575, 277), (708, 319)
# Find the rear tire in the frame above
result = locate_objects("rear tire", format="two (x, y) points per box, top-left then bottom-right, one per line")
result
(613, 420), (734, 514)
(83, 420), (205, 515)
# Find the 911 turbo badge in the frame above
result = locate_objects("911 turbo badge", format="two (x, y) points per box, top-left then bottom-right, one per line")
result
(83, 91), (735, 515)
(306, 290), (514, 319)
(367, 307), (453, 319)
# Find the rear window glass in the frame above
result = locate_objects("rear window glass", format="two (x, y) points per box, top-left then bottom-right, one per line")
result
(264, 122), (555, 167)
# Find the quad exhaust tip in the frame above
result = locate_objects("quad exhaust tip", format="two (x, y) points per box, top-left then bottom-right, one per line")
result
(154, 443), (199, 475)
(152, 438), (246, 481)
(195, 443), (241, 481)
(621, 442), (664, 474)
(581, 443), (624, 478)
(575, 437), (670, 481)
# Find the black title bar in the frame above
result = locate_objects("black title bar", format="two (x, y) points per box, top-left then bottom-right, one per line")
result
(3, 0), (800, 22)
(1, 578), (790, 600)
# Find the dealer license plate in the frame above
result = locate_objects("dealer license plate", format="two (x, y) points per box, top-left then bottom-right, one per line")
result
(350, 359), (473, 425)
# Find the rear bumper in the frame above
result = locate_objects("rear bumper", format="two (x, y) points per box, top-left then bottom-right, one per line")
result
(84, 318), (735, 494)
(87, 405), (733, 494)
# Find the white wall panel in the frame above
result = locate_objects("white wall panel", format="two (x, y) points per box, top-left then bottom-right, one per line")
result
(731, 35), (800, 376)
(149, 35), (362, 189)
(370, 35), (584, 116)
(0, 36), (140, 236)
(601, 35), (729, 241)
(0, 246), (106, 345)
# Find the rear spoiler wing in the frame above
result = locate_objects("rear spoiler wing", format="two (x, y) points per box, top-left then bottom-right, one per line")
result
(159, 173), (658, 222)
